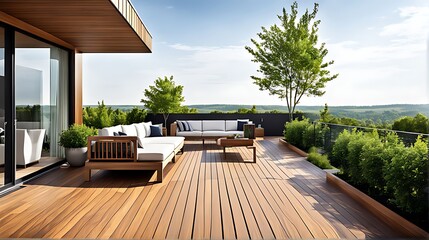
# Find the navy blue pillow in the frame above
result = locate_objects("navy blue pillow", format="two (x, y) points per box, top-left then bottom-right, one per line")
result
(150, 125), (163, 137)
(237, 121), (248, 131)
(118, 131), (127, 136)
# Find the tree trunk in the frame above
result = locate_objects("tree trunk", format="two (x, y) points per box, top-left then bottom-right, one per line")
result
(163, 113), (169, 127)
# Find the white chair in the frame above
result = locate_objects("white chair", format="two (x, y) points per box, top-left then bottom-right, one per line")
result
(16, 129), (46, 167)
(0, 129), (46, 167)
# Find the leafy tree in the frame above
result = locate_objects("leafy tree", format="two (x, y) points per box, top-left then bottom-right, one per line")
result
(180, 106), (198, 113)
(235, 105), (257, 114)
(141, 76), (185, 127)
(392, 113), (429, 133)
(245, 1), (338, 121)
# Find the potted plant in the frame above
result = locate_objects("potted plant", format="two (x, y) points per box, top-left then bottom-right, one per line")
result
(59, 124), (98, 167)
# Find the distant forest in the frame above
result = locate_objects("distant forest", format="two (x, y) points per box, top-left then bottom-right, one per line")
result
(83, 104), (429, 123)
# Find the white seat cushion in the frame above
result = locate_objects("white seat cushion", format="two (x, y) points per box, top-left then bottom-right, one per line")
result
(140, 136), (184, 148)
(202, 120), (225, 131)
(121, 124), (137, 136)
(202, 131), (233, 137)
(137, 144), (174, 161)
(186, 120), (202, 131)
(99, 125), (122, 136)
(177, 131), (203, 137)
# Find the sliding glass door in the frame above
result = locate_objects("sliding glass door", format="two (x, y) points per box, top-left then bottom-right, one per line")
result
(14, 31), (69, 179)
(0, 25), (70, 191)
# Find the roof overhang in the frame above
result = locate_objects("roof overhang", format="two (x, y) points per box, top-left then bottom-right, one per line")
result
(0, 0), (152, 53)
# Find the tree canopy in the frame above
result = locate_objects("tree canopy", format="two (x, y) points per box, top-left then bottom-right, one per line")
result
(141, 76), (185, 126)
(245, 1), (338, 121)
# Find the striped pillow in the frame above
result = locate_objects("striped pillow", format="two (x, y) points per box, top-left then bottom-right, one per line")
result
(177, 121), (193, 132)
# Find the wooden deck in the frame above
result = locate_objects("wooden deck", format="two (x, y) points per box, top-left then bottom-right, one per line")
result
(0, 138), (402, 239)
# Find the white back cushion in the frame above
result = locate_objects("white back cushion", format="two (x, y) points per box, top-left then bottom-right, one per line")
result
(133, 123), (146, 138)
(121, 125), (137, 136)
(187, 120), (202, 131)
(202, 120), (225, 131)
(99, 125), (122, 136)
(142, 121), (152, 137)
(226, 120), (238, 131)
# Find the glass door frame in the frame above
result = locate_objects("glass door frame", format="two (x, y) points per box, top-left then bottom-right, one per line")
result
(3, 24), (16, 188)
(0, 22), (74, 193)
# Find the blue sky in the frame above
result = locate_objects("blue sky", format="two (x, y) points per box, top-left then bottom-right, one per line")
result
(83, 0), (429, 106)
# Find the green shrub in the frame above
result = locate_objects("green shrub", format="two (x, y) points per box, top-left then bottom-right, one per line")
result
(384, 137), (428, 214)
(126, 107), (147, 124)
(111, 109), (127, 126)
(284, 119), (311, 150)
(331, 129), (353, 168)
(347, 130), (372, 185)
(360, 135), (385, 190)
(302, 123), (327, 150)
(307, 147), (333, 169)
(59, 124), (98, 148)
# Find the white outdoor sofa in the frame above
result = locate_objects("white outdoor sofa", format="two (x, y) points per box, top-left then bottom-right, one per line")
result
(0, 129), (45, 167)
(85, 121), (184, 182)
(170, 120), (251, 144)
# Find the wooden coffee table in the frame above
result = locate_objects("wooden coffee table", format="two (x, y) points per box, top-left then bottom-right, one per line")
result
(216, 138), (256, 163)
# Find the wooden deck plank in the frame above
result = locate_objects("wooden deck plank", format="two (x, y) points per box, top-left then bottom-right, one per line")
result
(0, 138), (405, 239)
(165, 149), (199, 239)
(210, 148), (223, 239)
(148, 151), (195, 239)
(213, 145), (236, 239)
(192, 146), (207, 239)
(226, 150), (264, 239)
(179, 147), (203, 239)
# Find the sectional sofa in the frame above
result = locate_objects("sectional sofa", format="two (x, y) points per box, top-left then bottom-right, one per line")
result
(170, 120), (251, 144)
(85, 121), (184, 182)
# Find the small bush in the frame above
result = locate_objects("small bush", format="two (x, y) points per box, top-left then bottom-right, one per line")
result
(302, 123), (327, 150)
(126, 107), (147, 124)
(384, 137), (429, 214)
(307, 147), (333, 169)
(331, 129), (352, 168)
(360, 135), (385, 190)
(347, 130), (372, 185)
(284, 119), (311, 150)
(59, 124), (98, 148)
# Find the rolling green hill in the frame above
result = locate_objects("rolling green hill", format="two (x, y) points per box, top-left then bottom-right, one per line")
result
(84, 104), (429, 123)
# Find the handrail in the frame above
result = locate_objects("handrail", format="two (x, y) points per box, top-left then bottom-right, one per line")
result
(315, 121), (429, 137)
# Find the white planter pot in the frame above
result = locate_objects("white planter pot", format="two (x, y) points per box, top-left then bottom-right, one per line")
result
(65, 147), (87, 167)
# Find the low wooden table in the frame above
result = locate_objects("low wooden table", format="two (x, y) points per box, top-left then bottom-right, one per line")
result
(216, 138), (256, 163)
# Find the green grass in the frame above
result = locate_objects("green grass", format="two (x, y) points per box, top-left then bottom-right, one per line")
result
(307, 147), (333, 169)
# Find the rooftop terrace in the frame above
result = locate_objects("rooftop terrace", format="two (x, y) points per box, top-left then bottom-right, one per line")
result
(0, 137), (402, 239)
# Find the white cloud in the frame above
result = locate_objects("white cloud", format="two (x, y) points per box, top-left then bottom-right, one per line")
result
(320, 6), (429, 106)
(380, 7), (429, 42)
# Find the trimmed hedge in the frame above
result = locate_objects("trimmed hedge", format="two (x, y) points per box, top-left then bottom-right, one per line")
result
(332, 130), (428, 216)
